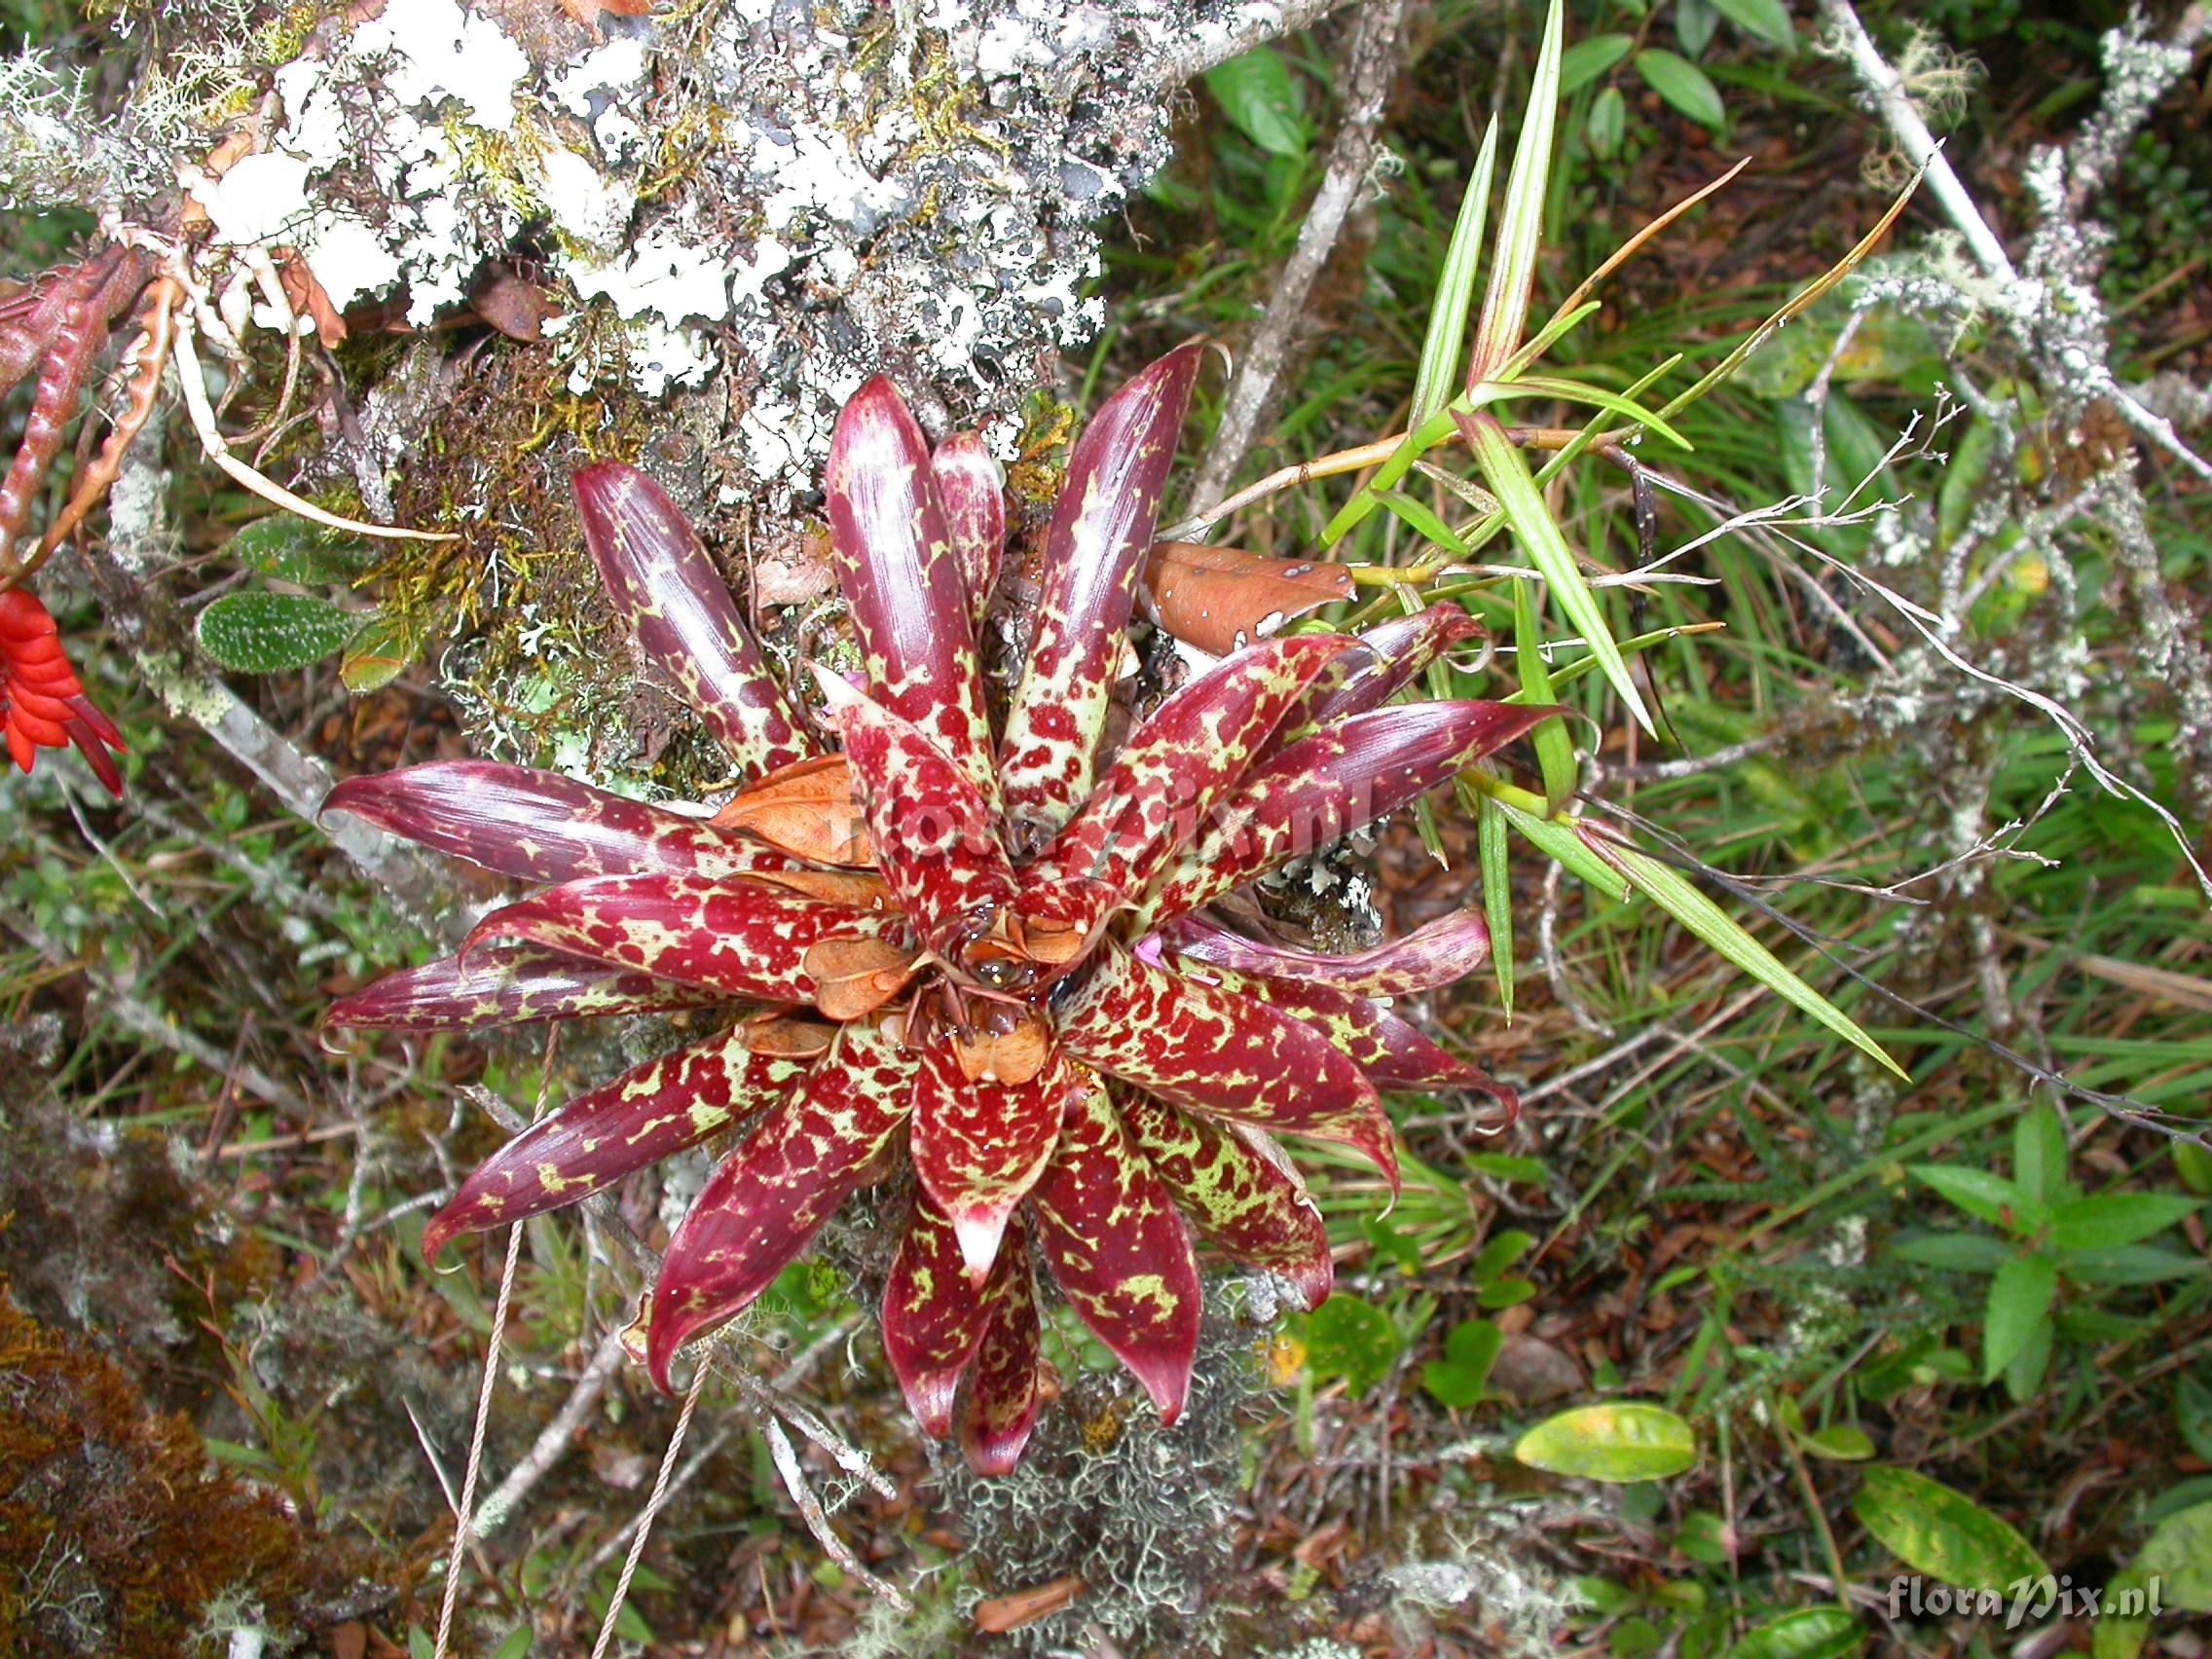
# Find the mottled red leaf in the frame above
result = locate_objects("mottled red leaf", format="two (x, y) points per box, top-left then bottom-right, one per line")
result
(572, 464), (813, 779)
(464, 872), (901, 1005)
(324, 761), (764, 885)
(931, 431), (1007, 631)
(1283, 603), (1485, 739)
(1142, 540), (1354, 655)
(1029, 1078), (1202, 1422)
(1029, 634), (1355, 929)
(827, 379), (999, 805)
(1133, 701), (1565, 929)
(1156, 907), (1492, 998)
(1178, 957), (1507, 1100)
(957, 1210), (1042, 1476)
(819, 674), (1017, 974)
(325, 942), (724, 1032)
(909, 1039), (1072, 1277)
(646, 1019), (917, 1388)
(1119, 1093), (1332, 1311)
(421, 1016), (823, 1259)
(881, 1190), (992, 1437)
(999, 344), (1203, 852)
(1058, 940), (1395, 1183)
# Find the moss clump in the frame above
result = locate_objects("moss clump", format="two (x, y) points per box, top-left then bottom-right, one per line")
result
(0, 1286), (375, 1656)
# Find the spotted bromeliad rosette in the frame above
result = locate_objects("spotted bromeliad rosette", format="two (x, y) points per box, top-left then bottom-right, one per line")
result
(323, 345), (1561, 1473)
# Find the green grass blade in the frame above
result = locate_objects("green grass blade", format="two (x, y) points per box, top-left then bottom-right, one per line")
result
(1321, 408), (1461, 547)
(1511, 577), (1577, 810)
(1409, 116), (1500, 428)
(1475, 785), (1516, 1019)
(1491, 300), (1603, 384)
(1374, 489), (1471, 556)
(1481, 793), (1631, 899)
(1461, 410), (1654, 733)
(1585, 829), (1907, 1077)
(1466, 0), (1565, 383)
(1472, 374), (1694, 450)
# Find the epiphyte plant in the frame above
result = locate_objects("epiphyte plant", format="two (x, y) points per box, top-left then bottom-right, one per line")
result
(324, 343), (1561, 1472)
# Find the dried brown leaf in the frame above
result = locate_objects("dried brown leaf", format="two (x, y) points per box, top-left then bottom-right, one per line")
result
(1142, 540), (1353, 655)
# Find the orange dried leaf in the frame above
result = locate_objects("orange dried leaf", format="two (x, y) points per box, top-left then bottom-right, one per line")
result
(947, 1007), (1052, 1088)
(804, 936), (920, 1019)
(737, 866), (895, 909)
(1142, 540), (1353, 656)
(713, 755), (872, 866)
(276, 251), (348, 349)
(975, 1575), (1087, 1635)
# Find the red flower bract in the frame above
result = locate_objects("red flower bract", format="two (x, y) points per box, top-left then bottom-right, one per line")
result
(0, 587), (125, 797)
(324, 346), (1560, 1473)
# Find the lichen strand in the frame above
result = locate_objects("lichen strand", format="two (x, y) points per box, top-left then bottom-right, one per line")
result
(941, 1286), (1255, 1655)
(0, 1290), (370, 1657)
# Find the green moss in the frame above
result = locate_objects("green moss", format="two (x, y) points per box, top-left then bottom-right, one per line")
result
(0, 1288), (370, 1657)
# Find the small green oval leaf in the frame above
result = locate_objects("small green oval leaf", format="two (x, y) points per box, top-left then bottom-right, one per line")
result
(1635, 49), (1726, 130)
(339, 611), (426, 695)
(1586, 87), (1627, 159)
(1304, 1296), (1404, 1396)
(1515, 1403), (1697, 1483)
(2139, 1500), (2212, 1610)
(1726, 1606), (1865, 1659)
(1851, 1467), (2046, 1585)
(1711, 0), (1797, 52)
(196, 591), (354, 675)
(1202, 49), (1308, 160)
(1801, 1423), (1876, 1462)
(1560, 33), (1634, 94)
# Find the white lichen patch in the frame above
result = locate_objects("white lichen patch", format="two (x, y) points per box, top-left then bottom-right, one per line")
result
(97, 0), (1287, 495)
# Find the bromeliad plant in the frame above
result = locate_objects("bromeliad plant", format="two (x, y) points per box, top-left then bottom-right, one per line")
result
(325, 345), (1559, 1472)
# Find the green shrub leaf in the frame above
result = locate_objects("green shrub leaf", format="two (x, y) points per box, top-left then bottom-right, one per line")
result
(1711, 0), (1797, 52)
(1635, 50), (1726, 130)
(1515, 1403), (1697, 1482)
(1203, 49), (1308, 160)
(1725, 1607), (1864, 1659)
(1851, 1466), (2046, 1584)
(196, 592), (355, 675)
(1906, 1165), (2036, 1230)
(2046, 1192), (2203, 1251)
(1981, 1252), (2057, 1382)
(2140, 1501), (2212, 1610)
(1560, 34), (1634, 94)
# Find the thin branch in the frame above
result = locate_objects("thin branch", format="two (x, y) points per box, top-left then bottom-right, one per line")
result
(1189, 0), (1410, 508)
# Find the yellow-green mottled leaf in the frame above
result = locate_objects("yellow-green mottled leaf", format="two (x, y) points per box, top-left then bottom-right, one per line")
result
(1725, 1607), (1864, 1659)
(1516, 1403), (1697, 1482)
(2139, 1500), (2212, 1609)
(1851, 1466), (2046, 1585)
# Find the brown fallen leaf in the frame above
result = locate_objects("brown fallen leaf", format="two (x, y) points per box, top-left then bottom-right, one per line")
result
(752, 526), (837, 608)
(558, 0), (651, 34)
(471, 266), (556, 342)
(276, 250), (349, 349)
(974, 1574), (1086, 1635)
(803, 936), (921, 1020)
(1142, 539), (1354, 655)
(713, 755), (871, 866)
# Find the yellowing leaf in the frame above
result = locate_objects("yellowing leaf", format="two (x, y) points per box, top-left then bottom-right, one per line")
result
(1515, 1402), (1697, 1482)
(1851, 1467), (2046, 1586)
